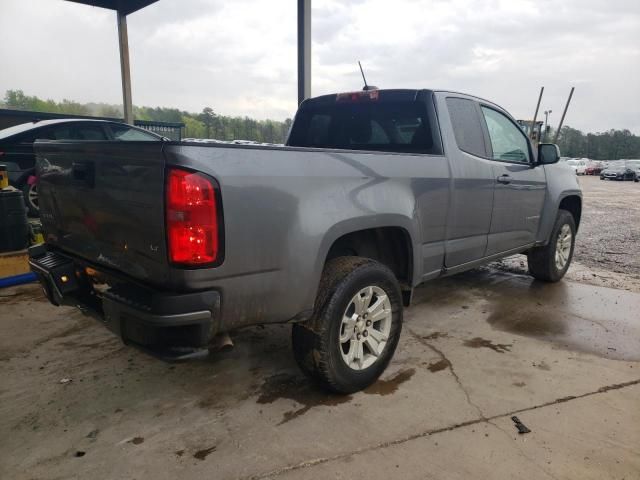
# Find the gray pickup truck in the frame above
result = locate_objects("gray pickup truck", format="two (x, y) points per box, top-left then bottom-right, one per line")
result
(30, 88), (581, 393)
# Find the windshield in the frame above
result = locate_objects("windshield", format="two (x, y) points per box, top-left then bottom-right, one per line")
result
(288, 100), (441, 154)
(0, 122), (39, 140)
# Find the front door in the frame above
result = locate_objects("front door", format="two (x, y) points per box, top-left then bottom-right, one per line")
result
(480, 106), (546, 256)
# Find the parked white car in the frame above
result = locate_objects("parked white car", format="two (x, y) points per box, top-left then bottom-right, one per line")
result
(566, 159), (587, 175)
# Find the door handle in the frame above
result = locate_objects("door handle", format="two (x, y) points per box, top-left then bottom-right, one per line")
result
(496, 174), (511, 184)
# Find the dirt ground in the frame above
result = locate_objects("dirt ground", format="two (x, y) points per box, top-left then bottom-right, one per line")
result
(574, 176), (640, 275)
(1, 175), (639, 480)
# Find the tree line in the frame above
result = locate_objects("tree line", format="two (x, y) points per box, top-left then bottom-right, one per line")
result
(1, 90), (293, 144)
(552, 126), (640, 160)
(2, 89), (639, 158)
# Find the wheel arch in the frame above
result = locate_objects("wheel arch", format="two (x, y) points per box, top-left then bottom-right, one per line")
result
(311, 216), (418, 307)
(558, 195), (582, 231)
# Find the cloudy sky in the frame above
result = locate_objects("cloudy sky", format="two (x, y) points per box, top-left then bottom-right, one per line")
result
(1, 0), (639, 133)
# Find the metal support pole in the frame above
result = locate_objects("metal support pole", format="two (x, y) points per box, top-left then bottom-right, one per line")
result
(297, 0), (311, 105)
(530, 87), (544, 141)
(553, 87), (575, 144)
(543, 110), (552, 142)
(117, 11), (134, 124)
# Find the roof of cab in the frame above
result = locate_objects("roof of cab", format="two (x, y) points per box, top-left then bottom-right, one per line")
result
(302, 88), (507, 113)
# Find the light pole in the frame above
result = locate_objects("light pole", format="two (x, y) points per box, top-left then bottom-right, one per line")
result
(543, 110), (552, 142)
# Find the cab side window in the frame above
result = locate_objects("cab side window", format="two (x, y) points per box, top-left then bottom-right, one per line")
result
(445, 97), (487, 158)
(481, 107), (531, 163)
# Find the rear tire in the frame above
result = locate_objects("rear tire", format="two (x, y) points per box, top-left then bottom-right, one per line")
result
(21, 182), (39, 217)
(527, 209), (576, 282)
(292, 257), (403, 394)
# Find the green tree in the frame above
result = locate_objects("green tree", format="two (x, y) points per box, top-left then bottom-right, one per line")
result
(199, 107), (215, 139)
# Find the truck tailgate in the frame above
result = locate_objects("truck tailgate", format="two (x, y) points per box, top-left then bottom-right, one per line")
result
(34, 141), (170, 285)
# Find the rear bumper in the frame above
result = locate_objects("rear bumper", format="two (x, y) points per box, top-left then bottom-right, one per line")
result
(28, 245), (220, 360)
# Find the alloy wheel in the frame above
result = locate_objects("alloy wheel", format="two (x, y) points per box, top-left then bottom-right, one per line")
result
(339, 286), (392, 371)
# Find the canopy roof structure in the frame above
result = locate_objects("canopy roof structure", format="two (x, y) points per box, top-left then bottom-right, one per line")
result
(60, 0), (311, 125)
(64, 0), (158, 16)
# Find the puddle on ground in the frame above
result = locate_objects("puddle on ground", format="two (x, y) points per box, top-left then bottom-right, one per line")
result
(415, 268), (640, 362)
(487, 309), (567, 336)
(364, 368), (416, 395)
(427, 359), (450, 373)
(257, 373), (351, 425)
(485, 279), (640, 361)
(193, 446), (216, 460)
(463, 337), (512, 353)
(422, 332), (448, 340)
(255, 368), (416, 424)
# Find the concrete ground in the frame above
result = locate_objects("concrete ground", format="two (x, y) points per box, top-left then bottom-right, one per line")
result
(1, 176), (639, 480)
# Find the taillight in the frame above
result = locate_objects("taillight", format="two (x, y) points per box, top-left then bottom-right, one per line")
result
(166, 168), (221, 266)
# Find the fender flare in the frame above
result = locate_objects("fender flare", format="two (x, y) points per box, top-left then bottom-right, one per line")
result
(303, 214), (419, 309)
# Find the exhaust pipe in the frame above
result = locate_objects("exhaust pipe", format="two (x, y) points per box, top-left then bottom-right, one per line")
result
(210, 332), (234, 352)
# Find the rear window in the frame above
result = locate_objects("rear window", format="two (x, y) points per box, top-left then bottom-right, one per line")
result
(288, 100), (441, 154)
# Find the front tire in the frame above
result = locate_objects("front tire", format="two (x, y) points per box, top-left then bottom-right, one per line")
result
(527, 209), (576, 282)
(292, 257), (403, 394)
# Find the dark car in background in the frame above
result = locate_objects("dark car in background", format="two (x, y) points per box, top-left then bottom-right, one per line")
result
(0, 119), (164, 215)
(600, 166), (638, 182)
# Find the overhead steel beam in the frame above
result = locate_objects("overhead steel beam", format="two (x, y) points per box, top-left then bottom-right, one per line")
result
(117, 11), (134, 124)
(64, 0), (158, 16)
(297, 0), (311, 105)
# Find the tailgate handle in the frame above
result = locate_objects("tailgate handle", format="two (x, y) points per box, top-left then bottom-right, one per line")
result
(72, 161), (95, 187)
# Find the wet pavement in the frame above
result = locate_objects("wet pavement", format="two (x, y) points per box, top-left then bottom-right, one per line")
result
(1, 261), (639, 479)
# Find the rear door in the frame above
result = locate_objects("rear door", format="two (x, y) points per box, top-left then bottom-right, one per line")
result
(479, 106), (546, 255)
(438, 95), (495, 267)
(35, 140), (169, 284)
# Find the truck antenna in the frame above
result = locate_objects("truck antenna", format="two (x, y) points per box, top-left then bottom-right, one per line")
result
(358, 61), (378, 91)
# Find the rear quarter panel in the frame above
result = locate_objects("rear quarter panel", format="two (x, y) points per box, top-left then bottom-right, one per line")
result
(165, 143), (444, 331)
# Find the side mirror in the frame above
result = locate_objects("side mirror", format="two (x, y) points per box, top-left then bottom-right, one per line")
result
(538, 143), (560, 165)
